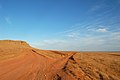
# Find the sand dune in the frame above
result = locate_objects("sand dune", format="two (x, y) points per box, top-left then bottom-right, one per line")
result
(0, 40), (120, 80)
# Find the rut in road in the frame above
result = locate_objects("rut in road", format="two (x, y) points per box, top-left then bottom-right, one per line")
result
(0, 48), (76, 80)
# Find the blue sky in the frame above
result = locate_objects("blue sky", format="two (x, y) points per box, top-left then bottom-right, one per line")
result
(0, 0), (120, 51)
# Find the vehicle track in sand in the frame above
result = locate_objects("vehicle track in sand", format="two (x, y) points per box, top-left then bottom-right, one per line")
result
(0, 48), (75, 80)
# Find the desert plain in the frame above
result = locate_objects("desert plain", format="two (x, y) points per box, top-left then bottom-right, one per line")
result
(0, 40), (120, 80)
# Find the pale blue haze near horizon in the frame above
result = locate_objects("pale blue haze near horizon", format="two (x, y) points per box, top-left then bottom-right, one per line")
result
(0, 0), (120, 51)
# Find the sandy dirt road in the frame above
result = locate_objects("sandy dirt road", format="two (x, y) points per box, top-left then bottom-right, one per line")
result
(0, 48), (75, 80)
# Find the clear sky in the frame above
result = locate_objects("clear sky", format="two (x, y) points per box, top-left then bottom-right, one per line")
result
(0, 0), (120, 51)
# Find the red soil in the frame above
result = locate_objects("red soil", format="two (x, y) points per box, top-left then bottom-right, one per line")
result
(0, 40), (75, 80)
(0, 40), (120, 80)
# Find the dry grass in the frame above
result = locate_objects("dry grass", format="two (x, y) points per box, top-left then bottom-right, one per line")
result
(63, 52), (120, 80)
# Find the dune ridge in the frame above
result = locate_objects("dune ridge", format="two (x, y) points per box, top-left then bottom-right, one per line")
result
(0, 40), (31, 48)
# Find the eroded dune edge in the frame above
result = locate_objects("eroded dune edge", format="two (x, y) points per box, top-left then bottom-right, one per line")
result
(0, 40), (120, 80)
